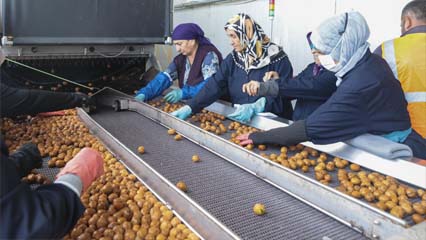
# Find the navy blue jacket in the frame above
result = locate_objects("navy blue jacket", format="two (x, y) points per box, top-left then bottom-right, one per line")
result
(188, 53), (294, 120)
(0, 83), (85, 238)
(0, 141), (84, 239)
(277, 63), (336, 121)
(305, 50), (426, 158)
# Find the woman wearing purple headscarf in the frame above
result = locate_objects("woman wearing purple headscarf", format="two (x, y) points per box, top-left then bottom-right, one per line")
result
(135, 23), (223, 103)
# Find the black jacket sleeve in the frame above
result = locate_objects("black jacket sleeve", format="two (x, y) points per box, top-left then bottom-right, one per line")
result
(8, 143), (42, 178)
(250, 120), (309, 146)
(263, 56), (294, 113)
(0, 141), (85, 239)
(259, 63), (336, 101)
(1, 84), (88, 118)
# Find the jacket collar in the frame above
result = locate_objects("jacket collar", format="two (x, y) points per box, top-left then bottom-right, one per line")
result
(401, 25), (426, 37)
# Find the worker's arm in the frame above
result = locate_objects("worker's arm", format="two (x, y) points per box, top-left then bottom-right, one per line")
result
(239, 120), (309, 146)
(260, 56), (294, 120)
(0, 182), (85, 239)
(1, 143), (103, 239)
(0, 84), (88, 118)
(135, 62), (176, 101)
(8, 143), (42, 178)
(188, 54), (231, 113)
(305, 89), (367, 144)
(251, 63), (337, 101)
(276, 64), (337, 100)
(0, 142), (84, 239)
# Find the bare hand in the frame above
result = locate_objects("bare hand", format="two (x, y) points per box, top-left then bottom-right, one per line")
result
(262, 71), (280, 82)
(236, 133), (254, 146)
(242, 81), (260, 96)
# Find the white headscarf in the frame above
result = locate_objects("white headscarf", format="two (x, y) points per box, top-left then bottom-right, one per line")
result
(224, 13), (286, 72)
(310, 11), (371, 86)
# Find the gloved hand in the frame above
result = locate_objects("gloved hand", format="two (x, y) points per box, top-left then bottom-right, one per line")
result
(56, 148), (104, 193)
(163, 89), (183, 103)
(171, 105), (192, 120)
(135, 93), (146, 102)
(9, 143), (42, 177)
(227, 97), (266, 123)
(236, 133), (254, 146)
(37, 110), (66, 117)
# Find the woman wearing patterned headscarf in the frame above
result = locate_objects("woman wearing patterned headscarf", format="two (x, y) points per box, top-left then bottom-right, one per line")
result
(135, 23), (223, 103)
(237, 11), (426, 160)
(172, 13), (293, 123)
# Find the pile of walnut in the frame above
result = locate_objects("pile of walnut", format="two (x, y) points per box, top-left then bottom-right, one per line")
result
(151, 101), (426, 224)
(149, 99), (184, 113)
(21, 170), (51, 185)
(2, 110), (199, 240)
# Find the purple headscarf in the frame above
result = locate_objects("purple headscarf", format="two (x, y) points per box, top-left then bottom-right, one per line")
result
(171, 23), (212, 46)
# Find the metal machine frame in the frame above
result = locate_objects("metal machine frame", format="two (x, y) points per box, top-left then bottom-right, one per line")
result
(86, 88), (426, 240)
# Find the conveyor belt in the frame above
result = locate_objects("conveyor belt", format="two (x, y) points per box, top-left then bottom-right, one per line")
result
(30, 158), (59, 189)
(91, 107), (365, 240)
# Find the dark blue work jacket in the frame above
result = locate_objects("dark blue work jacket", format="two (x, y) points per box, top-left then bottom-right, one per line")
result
(305, 50), (426, 158)
(1, 143), (84, 238)
(277, 63), (337, 121)
(188, 53), (294, 120)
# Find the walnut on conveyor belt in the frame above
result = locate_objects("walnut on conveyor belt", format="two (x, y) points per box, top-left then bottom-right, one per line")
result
(2, 110), (199, 240)
(253, 203), (266, 216)
(174, 134), (183, 141)
(412, 214), (425, 224)
(176, 181), (188, 192)
(167, 129), (176, 135)
(257, 144), (266, 151)
(22, 171), (51, 185)
(191, 155), (200, 163)
(336, 169), (426, 221)
(137, 146), (145, 154)
(146, 99), (426, 223)
(162, 102), (184, 113)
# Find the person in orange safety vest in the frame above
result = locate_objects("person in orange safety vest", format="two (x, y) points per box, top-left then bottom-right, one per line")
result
(374, 0), (426, 139)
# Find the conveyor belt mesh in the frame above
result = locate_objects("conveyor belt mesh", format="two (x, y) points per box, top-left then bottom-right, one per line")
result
(30, 158), (60, 190)
(91, 108), (366, 240)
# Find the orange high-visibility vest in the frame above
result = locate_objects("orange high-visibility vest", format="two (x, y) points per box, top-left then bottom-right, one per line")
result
(381, 32), (426, 138)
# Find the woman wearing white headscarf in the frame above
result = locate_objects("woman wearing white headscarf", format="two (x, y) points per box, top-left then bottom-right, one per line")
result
(238, 11), (426, 159)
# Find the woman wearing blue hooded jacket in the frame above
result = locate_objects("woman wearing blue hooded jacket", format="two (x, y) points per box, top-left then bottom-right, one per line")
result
(171, 13), (294, 123)
(237, 11), (426, 159)
(135, 23), (222, 103)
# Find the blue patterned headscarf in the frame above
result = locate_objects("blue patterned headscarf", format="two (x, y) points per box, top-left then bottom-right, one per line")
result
(172, 23), (212, 46)
(310, 11), (371, 85)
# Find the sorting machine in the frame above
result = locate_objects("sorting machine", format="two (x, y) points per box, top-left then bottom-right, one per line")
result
(70, 87), (424, 240)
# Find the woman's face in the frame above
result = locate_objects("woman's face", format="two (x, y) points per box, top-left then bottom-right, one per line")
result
(173, 39), (197, 56)
(226, 29), (244, 52)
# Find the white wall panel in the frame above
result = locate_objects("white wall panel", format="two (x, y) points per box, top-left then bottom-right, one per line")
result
(157, 0), (412, 75)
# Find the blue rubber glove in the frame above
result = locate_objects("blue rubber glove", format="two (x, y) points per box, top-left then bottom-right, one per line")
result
(135, 93), (145, 102)
(171, 105), (192, 120)
(227, 97), (266, 123)
(163, 89), (183, 103)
